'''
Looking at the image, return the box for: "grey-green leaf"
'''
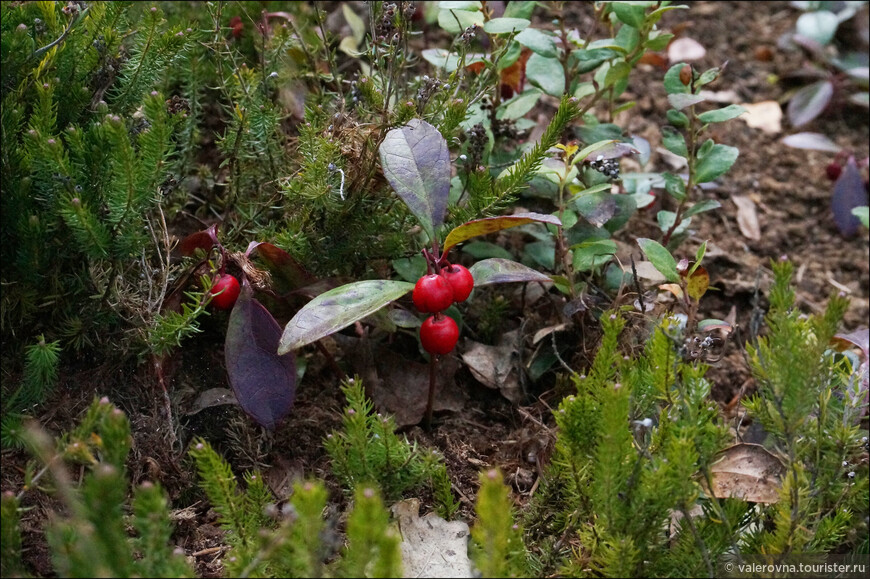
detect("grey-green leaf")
[278,280,414,353]
[483,17,530,34]
[469,258,553,286]
[379,119,451,239]
[697,104,746,124]
[515,28,557,57]
[526,53,565,97]
[694,143,739,183]
[637,238,680,283]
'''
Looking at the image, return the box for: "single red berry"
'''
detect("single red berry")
[826,161,842,182]
[412,274,454,313]
[420,315,459,355]
[440,264,474,303]
[210,274,240,310]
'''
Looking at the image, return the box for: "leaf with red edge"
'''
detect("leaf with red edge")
[831,158,869,237]
[442,212,561,255]
[787,80,834,127]
[247,241,316,291]
[468,258,553,286]
[225,280,297,430]
[178,224,219,257]
[379,119,451,240]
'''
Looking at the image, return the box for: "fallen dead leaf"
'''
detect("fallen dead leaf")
[461,330,522,403]
[732,195,762,241]
[668,37,707,63]
[335,335,467,427]
[706,443,784,504]
[393,499,473,578]
[739,101,783,134]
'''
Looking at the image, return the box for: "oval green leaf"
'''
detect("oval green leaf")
[379,119,451,239]
[526,53,565,97]
[278,280,414,353]
[637,238,680,283]
[694,143,739,183]
[515,27,557,57]
[697,104,746,124]
[468,258,553,286]
[483,17,530,34]
[442,212,561,255]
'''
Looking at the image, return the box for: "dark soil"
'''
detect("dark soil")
[3,2,868,577]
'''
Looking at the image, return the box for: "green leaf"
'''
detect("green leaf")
[662,127,688,158]
[421,48,485,72]
[664,63,691,94]
[483,17,530,34]
[645,30,674,51]
[443,212,561,255]
[392,255,427,283]
[524,240,556,270]
[668,93,707,110]
[637,238,680,283]
[379,119,451,239]
[438,7,484,34]
[695,66,722,88]
[604,61,631,96]
[278,280,414,353]
[610,2,648,28]
[796,10,839,45]
[682,199,721,218]
[504,0,536,18]
[462,241,514,260]
[663,172,687,201]
[468,258,553,286]
[694,144,739,183]
[697,104,746,124]
[690,240,707,275]
[497,89,542,120]
[572,239,618,272]
[526,53,565,97]
[852,206,869,228]
[515,28,557,57]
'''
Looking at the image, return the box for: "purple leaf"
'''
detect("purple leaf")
[225,281,297,430]
[831,158,869,237]
[787,80,834,127]
[379,119,450,240]
[178,224,218,257]
[247,241,316,291]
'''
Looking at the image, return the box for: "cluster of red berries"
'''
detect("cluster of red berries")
[412,264,473,355]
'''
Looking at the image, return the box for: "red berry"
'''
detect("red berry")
[420,315,459,355]
[440,264,474,303]
[412,274,454,313]
[826,161,842,182]
[210,274,240,310]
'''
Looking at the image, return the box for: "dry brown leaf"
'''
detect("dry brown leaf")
[461,330,522,403]
[707,443,784,504]
[733,195,762,241]
[739,101,783,134]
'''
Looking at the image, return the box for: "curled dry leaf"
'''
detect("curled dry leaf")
[461,330,522,403]
[732,195,762,241]
[707,443,785,504]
